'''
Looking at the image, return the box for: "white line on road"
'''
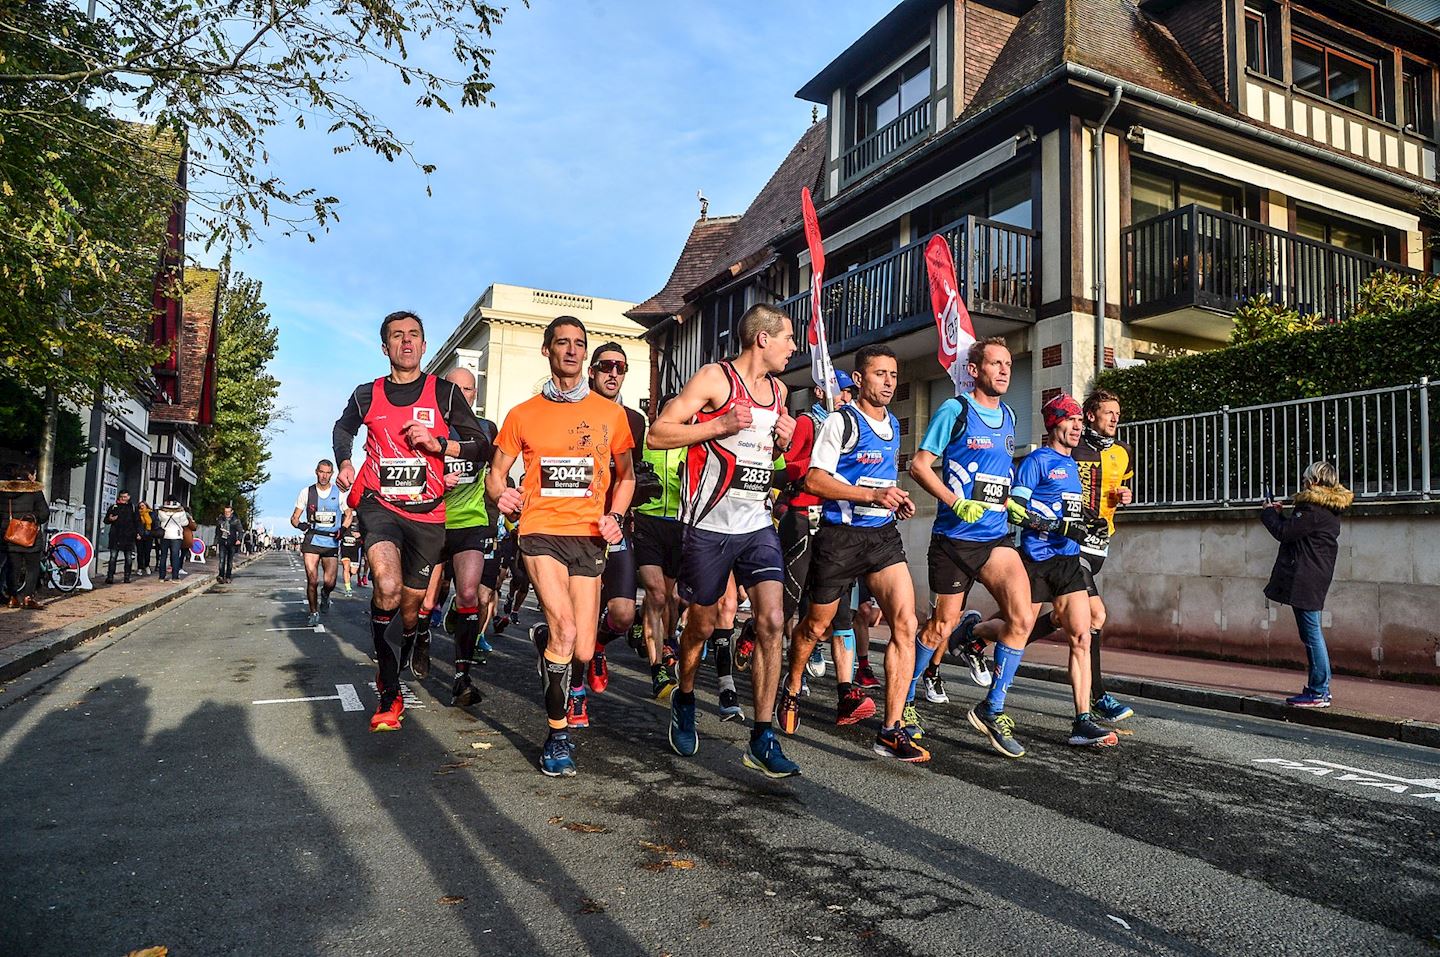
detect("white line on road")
[265,625,326,633]
[253,693,341,706]
[336,683,363,711]
[1253,757,1440,804]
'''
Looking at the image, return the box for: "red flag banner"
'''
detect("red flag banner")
[800,187,837,399]
[924,234,977,394]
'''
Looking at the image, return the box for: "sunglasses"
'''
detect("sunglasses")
[593,359,628,374]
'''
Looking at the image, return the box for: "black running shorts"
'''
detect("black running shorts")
[1026,553,1089,603]
[1081,552,1106,598]
[301,539,339,558]
[339,545,361,563]
[778,505,818,622]
[358,498,445,591]
[807,523,907,606]
[481,553,502,591]
[443,524,497,560]
[632,514,683,580]
[600,535,638,605]
[679,525,784,607]
[519,533,607,578]
[928,534,1016,597]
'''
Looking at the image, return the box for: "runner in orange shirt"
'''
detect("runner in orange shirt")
[487,315,636,777]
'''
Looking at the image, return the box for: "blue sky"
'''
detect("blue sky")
[234,1,887,530]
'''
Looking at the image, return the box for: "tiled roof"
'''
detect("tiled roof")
[626,215,742,324]
[965,0,1225,117]
[686,119,828,300]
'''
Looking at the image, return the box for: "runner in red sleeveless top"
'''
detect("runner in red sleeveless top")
[333,311,496,733]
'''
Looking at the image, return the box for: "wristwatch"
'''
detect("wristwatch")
[607,511,624,527]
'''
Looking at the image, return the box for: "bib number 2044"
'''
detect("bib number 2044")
[541,457,595,498]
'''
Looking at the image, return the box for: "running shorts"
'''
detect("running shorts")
[778,505,818,622]
[632,513,683,579]
[481,553,502,591]
[1026,554,1089,603]
[359,498,446,590]
[443,524,497,560]
[339,545,361,563]
[808,523,907,606]
[519,533,607,578]
[1081,552,1105,598]
[301,539,339,558]
[601,535,638,605]
[679,525,784,607]
[928,534,1016,597]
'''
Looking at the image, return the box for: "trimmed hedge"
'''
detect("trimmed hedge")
[1098,304,1440,419]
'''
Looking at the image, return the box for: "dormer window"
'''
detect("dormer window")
[855,50,930,141]
[1293,34,1377,116]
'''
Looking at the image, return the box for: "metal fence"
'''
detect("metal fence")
[1120,379,1436,507]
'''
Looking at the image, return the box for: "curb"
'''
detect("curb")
[0,554,259,685]
[1015,662,1440,751]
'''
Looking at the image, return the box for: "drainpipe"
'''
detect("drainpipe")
[1092,85,1123,386]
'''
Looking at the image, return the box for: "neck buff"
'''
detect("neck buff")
[542,378,590,403]
[810,402,831,422]
[1084,425,1115,450]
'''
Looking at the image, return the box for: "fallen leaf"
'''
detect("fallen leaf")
[826,904,844,912]
[438,895,466,906]
[562,821,609,834]
[669,859,695,869]
[697,917,713,929]
[639,840,675,853]
[470,742,493,750]
[435,759,473,774]
[548,815,564,825]
[578,897,606,914]
[127,949,168,957]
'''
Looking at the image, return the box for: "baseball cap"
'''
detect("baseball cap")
[834,369,855,392]
[1041,393,1083,431]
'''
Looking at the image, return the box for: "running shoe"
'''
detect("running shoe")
[566,690,590,729]
[651,664,677,701]
[902,702,926,740]
[873,724,930,762]
[411,626,431,680]
[718,688,744,723]
[960,645,994,688]
[777,685,802,735]
[1068,713,1119,747]
[540,731,577,777]
[923,670,949,704]
[530,623,550,693]
[588,650,609,694]
[734,621,755,673]
[307,611,319,627]
[669,694,698,756]
[967,703,1025,758]
[1285,691,1333,709]
[444,600,458,635]
[344,582,353,595]
[369,695,405,733]
[320,591,331,613]
[836,686,877,726]
[1092,693,1134,722]
[855,661,881,690]
[799,674,811,698]
[742,729,800,779]
[627,622,646,655]
[493,614,511,634]
[946,609,983,657]
[663,637,680,664]
[476,632,495,656]
[452,672,480,708]
[806,646,826,678]
[429,606,445,629]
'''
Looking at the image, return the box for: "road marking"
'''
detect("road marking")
[336,683,363,711]
[254,693,342,706]
[265,624,326,633]
[252,684,363,711]
[369,681,424,709]
[1253,757,1440,804]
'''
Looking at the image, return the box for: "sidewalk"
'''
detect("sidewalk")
[0,556,245,683]
[1017,637,1440,747]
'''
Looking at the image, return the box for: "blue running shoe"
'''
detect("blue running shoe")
[669,694,698,756]
[1092,693,1133,722]
[742,729,800,778]
[540,731,577,776]
[429,606,445,628]
[476,632,495,655]
[967,703,1025,759]
[806,646,826,678]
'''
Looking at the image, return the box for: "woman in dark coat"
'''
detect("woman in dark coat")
[1,462,50,609]
[1260,460,1353,708]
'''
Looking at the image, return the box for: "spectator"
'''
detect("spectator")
[1261,461,1353,710]
[104,490,139,584]
[1,461,49,610]
[155,497,193,582]
[136,501,154,576]
[216,505,244,584]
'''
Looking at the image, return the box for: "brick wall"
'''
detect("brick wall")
[965,3,1020,105]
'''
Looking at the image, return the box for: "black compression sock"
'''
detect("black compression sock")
[544,655,570,724]
[675,689,695,707]
[371,605,402,702]
[1090,628,1106,698]
[837,682,853,698]
[711,627,734,678]
[1027,611,1056,645]
[570,660,586,691]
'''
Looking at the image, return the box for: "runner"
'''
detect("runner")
[906,336,1034,756]
[423,367,500,708]
[776,344,926,760]
[573,342,651,727]
[333,310,495,733]
[1026,388,1135,722]
[633,393,685,700]
[647,303,800,778]
[338,511,363,595]
[493,507,526,631]
[290,459,344,627]
[487,316,635,776]
[853,584,882,689]
[961,393,1118,750]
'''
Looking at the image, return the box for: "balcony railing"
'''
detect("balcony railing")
[842,99,932,182]
[1122,204,1419,325]
[777,215,1035,361]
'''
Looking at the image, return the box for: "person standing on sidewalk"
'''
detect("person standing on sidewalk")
[217,505,244,584]
[1262,461,1353,709]
[2,462,49,609]
[155,498,192,581]
[104,491,139,584]
[135,502,154,576]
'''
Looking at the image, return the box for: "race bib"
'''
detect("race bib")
[730,407,777,502]
[1061,491,1083,521]
[445,458,478,485]
[969,471,1011,510]
[379,456,427,501]
[1081,524,1111,556]
[312,509,338,527]
[854,476,896,518]
[607,536,629,555]
[541,456,594,497]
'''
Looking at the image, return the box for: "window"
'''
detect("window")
[1403,62,1434,136]
[1245,10,1267,75]
[1130,163,1243,223]
[1293,35,1377,116]
[923,169,1033,232]
[1296,206,1387,259]
[856,51,930,141]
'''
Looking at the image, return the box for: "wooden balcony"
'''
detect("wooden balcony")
[1121,204,1418,339]
[777,215,1036,364]
[842,98,932,183]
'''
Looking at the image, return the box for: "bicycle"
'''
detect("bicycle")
[41,529,83,594]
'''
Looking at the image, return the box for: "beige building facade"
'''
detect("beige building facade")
[427,283,651,430]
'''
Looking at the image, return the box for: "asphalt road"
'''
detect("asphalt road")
[2,551,1437,956]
